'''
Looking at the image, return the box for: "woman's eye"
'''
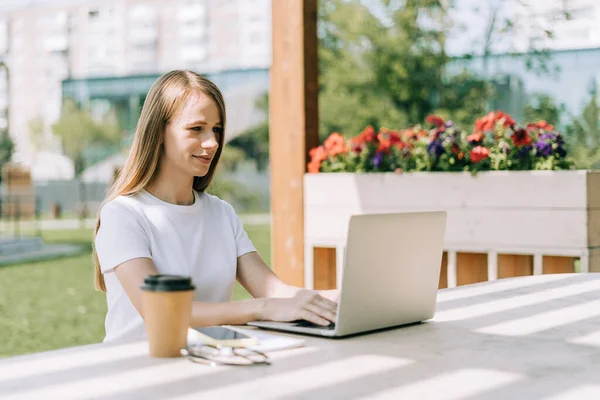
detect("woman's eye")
[190,126,202,131]
[213,127,223,136]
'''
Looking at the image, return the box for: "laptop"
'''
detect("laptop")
[248,211,447,338]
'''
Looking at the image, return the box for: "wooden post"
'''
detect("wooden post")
[313,247,337,290]
[439,252,448,289]
[269,0,319,286]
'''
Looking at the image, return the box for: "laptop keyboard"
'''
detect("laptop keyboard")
[294,320,336,330]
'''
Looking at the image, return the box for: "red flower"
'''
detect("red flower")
[323,132,348,156]
[350,125,378,153]
[495,110,516,127]
[307,160,321,173]
[355,125,377,144]
[535,120,554,131]
[309,145,327,162]
[475,112,496,132]
[307,146,328,173]
[474,110,515,132]
[451,144,459,154]
[511,128,532,147]
[377,142,390,154]
[426,115,445,127]
[350,140,364,153]
[467,132,483,143]
[470,146,490,163]
[376,129,402,154]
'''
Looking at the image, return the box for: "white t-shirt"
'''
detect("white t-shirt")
[94,189,256,343]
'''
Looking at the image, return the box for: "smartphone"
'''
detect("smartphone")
[189,326,258,348]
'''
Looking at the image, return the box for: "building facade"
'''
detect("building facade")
[0,0,271,175]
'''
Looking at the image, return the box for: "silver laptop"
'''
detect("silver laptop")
[248,211,447,338]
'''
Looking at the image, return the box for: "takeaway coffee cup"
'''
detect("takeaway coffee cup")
[140,274,195,358]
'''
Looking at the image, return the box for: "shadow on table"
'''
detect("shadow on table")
[5,274,600,399]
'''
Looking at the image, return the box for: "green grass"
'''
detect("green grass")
[0,224,271,357]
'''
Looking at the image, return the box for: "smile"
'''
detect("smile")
[192,155,212,165]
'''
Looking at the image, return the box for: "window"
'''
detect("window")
[249,31,262,44]
[134,42,157,52]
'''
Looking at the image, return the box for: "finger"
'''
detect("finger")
[304,303,336,323]
[315,296,338,313]
[300,310,330,326]
[308,299,337,319]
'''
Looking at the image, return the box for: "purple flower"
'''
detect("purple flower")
[535,132,555,157]
[535,132,564,158]
[554,133,566,156]
[445,120,454,128]
[373,151,384,168]
[535,141,552,157]
[428,140,444,159]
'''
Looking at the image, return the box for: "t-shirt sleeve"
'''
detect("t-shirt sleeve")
[95,200,152,274]
[224,201,257,258]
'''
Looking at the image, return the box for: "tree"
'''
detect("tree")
[52,98,121,220]
[0,129,14,182]
[456,0,572,76]
[51,98,121,175]
[523,94,566,128]
[564,97,600,169]
[318,0,489,136]
[218,146,246,172]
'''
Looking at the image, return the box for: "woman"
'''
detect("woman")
[94,70,338,343]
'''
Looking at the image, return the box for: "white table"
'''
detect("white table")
[3,273,600,400]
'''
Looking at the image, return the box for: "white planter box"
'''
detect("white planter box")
[304,170,600,288]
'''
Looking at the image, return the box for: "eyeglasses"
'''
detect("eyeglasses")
[182,343,271,367]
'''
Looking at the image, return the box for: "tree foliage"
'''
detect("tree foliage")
[564,97,600,169]
[51,98,121,175]
[318,0,488,137]
[0,128,14,182]
[523,95,565,128]
[232,0,572,166]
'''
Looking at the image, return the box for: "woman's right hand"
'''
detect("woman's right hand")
[259,290,338,326]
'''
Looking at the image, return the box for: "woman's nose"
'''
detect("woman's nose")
[201,133,219,149]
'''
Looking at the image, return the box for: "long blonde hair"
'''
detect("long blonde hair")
[93,70,226,292]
